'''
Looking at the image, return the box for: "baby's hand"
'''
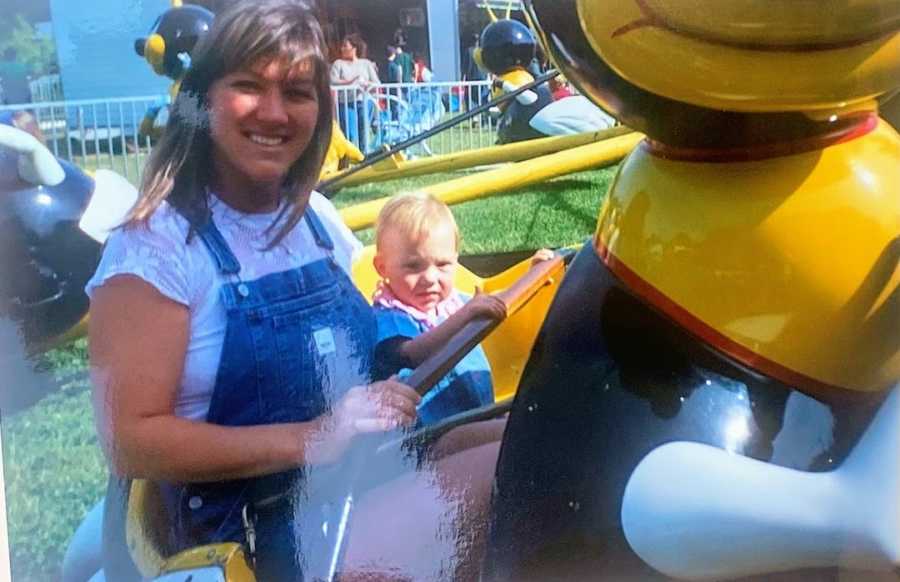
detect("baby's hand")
[531,248,555,265]
[467,288,507,321]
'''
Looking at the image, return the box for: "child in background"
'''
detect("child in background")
[372,192,552,425]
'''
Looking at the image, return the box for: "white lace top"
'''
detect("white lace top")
[86,191,362,421]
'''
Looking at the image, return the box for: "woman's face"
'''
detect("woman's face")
[341,40,357,60]
[207,57,319,198]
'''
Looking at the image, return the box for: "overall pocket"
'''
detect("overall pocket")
[267,287,372,423]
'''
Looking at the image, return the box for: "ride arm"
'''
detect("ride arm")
[391,292,507,372]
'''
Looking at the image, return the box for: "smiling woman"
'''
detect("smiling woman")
[84,2,422,581]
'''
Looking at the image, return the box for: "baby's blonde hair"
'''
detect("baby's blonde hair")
[375,192,460,250]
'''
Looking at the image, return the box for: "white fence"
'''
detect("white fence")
[28,74,64,103]
[0,95,165,184]
[1,80,496,184]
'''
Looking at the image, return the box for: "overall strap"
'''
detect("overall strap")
[303,207,335,252]
[196,218,242,276]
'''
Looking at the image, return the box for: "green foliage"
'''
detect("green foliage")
[0,14,58,76]
[4,339,108,581]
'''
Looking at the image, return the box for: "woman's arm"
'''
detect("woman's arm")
[394,293,506,368]
[90,275,418,483]
[330,60,358,86]
[366,59,381,85]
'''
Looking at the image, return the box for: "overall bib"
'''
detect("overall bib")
[166,207,376,580]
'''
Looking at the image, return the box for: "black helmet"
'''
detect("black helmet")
[479,19,536,76]
[135,4,214,80]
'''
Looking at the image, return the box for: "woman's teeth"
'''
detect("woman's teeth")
[248,134,284,146]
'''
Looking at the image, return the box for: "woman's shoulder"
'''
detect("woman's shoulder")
[86,201,199,305]
[111,201,191,251]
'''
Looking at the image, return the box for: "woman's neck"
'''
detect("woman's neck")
[209,154,282,213]
[209,176,282,214]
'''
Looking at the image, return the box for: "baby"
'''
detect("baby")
[372,192,552,425]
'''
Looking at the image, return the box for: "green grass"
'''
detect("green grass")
[4,162,619,581]
[333,165,617,252]
[4,339,108,582]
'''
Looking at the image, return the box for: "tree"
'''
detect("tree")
[0,14,57,76]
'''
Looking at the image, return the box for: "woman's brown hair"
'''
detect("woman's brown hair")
[128,0,333,247]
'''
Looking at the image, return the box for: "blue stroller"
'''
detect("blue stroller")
[369,85,445,157]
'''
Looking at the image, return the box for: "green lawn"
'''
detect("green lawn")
[3,162,619,581]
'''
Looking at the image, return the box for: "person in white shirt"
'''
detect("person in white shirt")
[330,33,380,153]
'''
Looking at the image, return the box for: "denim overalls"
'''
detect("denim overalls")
[165,207,376,580]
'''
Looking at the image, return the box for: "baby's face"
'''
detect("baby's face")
[376,224,459,312]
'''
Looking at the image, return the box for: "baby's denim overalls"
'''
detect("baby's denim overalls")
[164,208,376,581]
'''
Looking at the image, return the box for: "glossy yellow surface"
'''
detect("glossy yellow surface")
[166,544,255,582]
[340,131,643,231]
[125,479,172,577]
[144,34,166,76]
[639,0,900,47]
[352,247,565,402]
[325,127,633,189]
[126,479,256,580]
[577,0,900,112]
[319,121,365,180]
[493,68,535,100]
[596,122,900,392]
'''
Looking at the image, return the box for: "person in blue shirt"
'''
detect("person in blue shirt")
[372,192,552,425]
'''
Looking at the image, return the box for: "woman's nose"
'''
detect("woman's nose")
[256,88,289,124]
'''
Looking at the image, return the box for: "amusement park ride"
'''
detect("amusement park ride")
[0,0,897,581]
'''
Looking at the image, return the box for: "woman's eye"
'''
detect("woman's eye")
[285,86,315,101]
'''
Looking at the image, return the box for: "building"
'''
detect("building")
[48,0,170,101]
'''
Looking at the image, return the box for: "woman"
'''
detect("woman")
[87,2,419,580]
[330,33,380,153]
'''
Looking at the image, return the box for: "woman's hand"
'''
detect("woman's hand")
[307,378,420,464]
[465,289,508,321]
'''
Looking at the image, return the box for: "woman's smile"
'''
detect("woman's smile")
[246,133,289,146]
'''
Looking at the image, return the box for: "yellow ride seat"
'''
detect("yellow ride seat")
[125,479,255,581]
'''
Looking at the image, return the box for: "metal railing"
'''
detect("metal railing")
[28,74,64,103]
[331,80,497,157]
[0,80,497,184]
[0,95,164,184]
